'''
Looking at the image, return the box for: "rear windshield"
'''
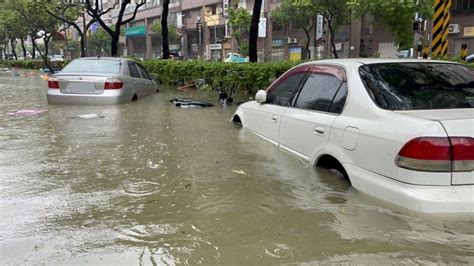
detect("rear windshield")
[359,63,474,110]
[61,59,121,74]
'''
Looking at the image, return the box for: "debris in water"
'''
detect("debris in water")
[232,170,249,176]
[75,114,105,119]
[8,109,47,116]
[170,98,214,108]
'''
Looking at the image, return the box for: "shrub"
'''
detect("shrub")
[0,59,68,70]
[141,60,299,94]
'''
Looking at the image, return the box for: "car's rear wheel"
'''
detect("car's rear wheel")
[232,115,242,126]
[316,155,350,183]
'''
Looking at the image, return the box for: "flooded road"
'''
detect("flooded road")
[1,70,473,264]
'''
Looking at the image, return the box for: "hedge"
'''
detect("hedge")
[2,58,472,94]
[0,59,67,70]
[141,60,299,94]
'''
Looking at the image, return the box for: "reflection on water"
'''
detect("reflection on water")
[0,70,473,264]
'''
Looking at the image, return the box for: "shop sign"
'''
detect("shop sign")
[125,25,146,38]
[464,27,474,37]
[272,39,284,47]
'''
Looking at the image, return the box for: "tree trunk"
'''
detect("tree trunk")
[44,36,50,57]
[20,37,27,58]
[31,36,36,59]
[236,37,241,53]
[10,39,17,60]
[303,28,311,60]
[33,41,54,74]
[327,19,338,59]
[162,0,170,59]
[111,33,119,57]
[249,0,263,62]
[79,32,86,57]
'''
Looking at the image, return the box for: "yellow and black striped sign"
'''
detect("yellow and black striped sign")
[431,0,451,57]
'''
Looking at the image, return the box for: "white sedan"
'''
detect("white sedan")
[232,59,473,214]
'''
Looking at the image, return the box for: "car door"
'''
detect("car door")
[136,63,155,95]
[279,65,348,161]
[127,61,144,97]
[244,66,309,144]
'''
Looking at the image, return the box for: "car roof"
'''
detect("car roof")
[74,57,124,61]
[300,58,459,69]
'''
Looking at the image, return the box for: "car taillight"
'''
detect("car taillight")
[396,137,474,172]
[451,137,474,172]
[104,78,123,89]
[48,78,59,89]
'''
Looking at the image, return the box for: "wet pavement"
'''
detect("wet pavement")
[0,69,473,264]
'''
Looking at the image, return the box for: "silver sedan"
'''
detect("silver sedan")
[47,57,159,105]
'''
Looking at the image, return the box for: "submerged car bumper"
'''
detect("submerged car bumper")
[345,164,474,214]
[47,89,132,105]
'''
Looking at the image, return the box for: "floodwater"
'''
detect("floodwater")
[0,69,473,265]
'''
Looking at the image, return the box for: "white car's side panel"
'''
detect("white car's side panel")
[344,164,474,213]
[279,108,337,159]
[240,101,286,143]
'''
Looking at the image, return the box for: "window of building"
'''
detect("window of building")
[452,0,474,12]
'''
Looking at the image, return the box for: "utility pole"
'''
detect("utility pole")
[263,0,272,62]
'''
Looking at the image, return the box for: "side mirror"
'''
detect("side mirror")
[255,90,267,103]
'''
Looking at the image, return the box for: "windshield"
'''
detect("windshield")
[359,63,474,110]
[61,59,122,74]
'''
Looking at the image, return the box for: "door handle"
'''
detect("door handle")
[314,127,325,135]
[271,115,278,123]
[133,81,137,84]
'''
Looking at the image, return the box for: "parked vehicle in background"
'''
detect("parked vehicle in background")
[47,57,158,105]
[232,59,474,213]
[224,53,248,63]
[466,54,474,63]
[397,50,411,58]
[156,53,183,60]
[50,55,64,62]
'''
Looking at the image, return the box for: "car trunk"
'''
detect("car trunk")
[54,73,110,94]
[395,109,473,185]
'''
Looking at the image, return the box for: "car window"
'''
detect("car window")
[61,59,121,74]
[128,62,141,78]
[359,63,474,110]
[328,83,348,114]
[294,73,343,112]
[136,64,151,80]
[266,73,307,106]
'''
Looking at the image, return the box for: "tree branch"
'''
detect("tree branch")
[122,0,146,25]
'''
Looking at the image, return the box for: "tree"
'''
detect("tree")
[228,7,251,54]
[45,0,94,57]
[0,0,59,69]
[87,28,112,56]
[161,0,170,59]
[249,0,263,62]
[273,0,319,60]
[85,0,146,56]
[349,0,433,49]
[150,23,180,42]
[293,0,349,58]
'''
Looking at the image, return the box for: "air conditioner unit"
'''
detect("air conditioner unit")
[448,24,461,34]
[217,7,223,14]
[293,38,298,44]
[285,37,292,44]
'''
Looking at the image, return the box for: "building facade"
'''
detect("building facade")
[105,0,474,60]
